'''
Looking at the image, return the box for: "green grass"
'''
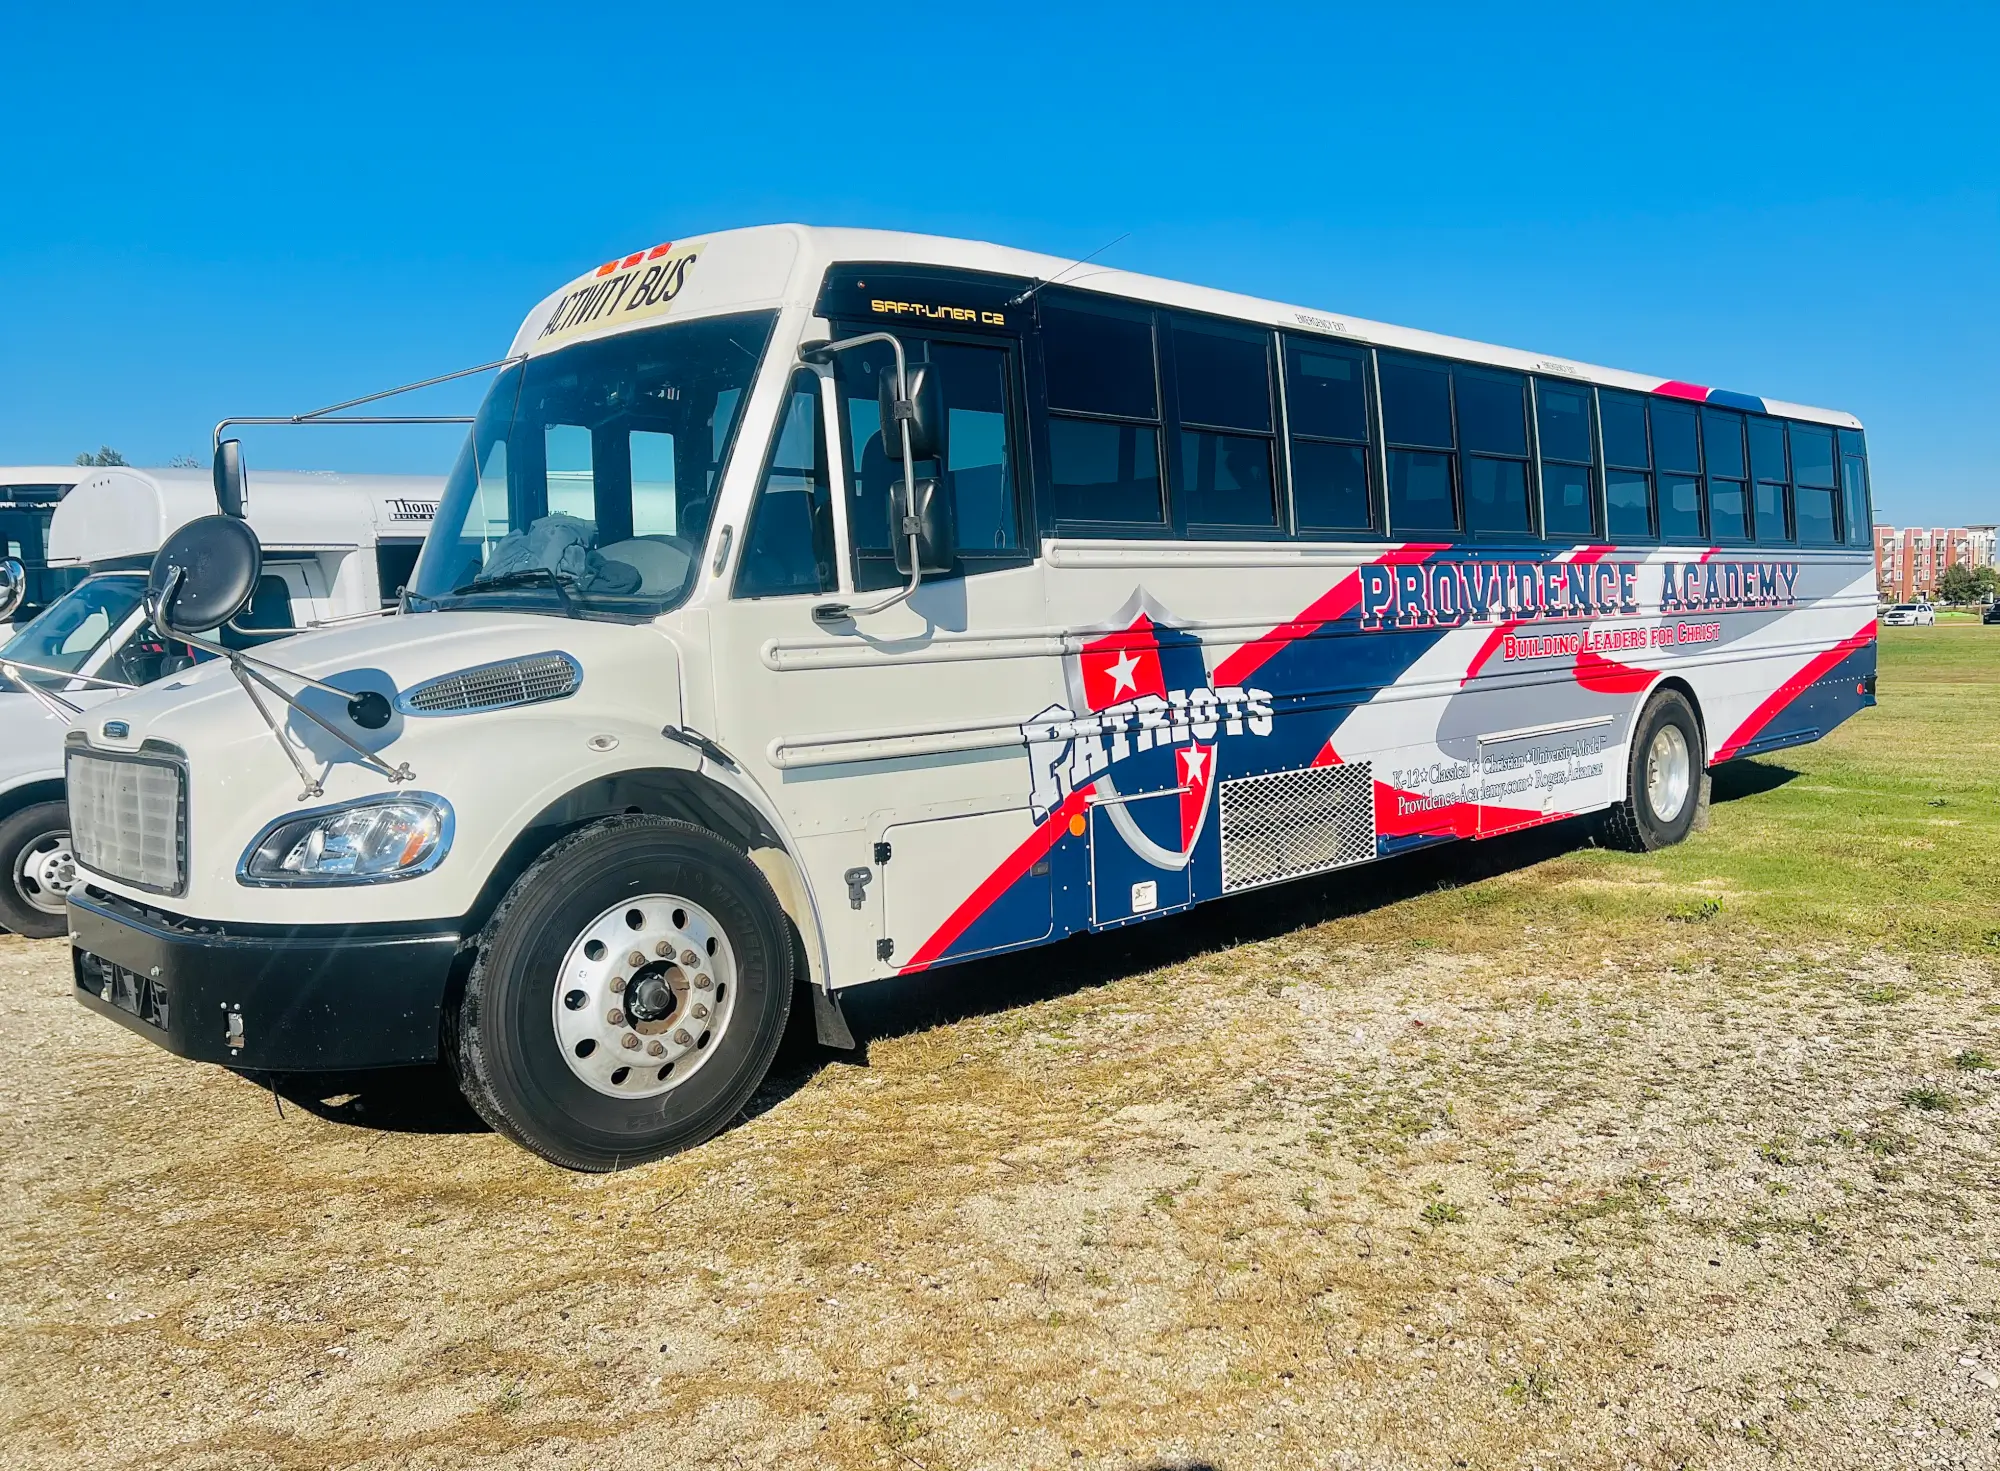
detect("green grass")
[1342,625,2000,959]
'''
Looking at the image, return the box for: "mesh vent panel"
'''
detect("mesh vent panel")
[68,753,185,894]
[1219,761,1376,892]
[402,654,578,714]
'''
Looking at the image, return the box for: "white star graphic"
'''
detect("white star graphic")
[1180,745,1209,787]
[1102,649,1142,698]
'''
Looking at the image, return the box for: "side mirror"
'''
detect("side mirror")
[0,558,24,622]
[889,477,954,576]
[213,438,248,518]
[149,515,263,634]
[877,361,945,462]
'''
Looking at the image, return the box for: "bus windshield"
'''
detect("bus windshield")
[411,311,776,618]
[0,573,146,689]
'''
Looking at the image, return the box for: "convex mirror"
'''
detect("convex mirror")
[0,558,24,622]
[213,438,248,518]
[889,477,954,576]
[876,361,945,462]
[149,515,263,633]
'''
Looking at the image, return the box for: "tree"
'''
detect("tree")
[1936,563,1983,605]
[73,446,126,466]
[1976,566,2000,602]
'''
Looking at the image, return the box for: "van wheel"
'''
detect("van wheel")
[0,801,77,939]
[1602,690,1704,853]
[450,816,793,1170]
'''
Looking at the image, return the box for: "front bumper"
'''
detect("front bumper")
[69,886,462,1071]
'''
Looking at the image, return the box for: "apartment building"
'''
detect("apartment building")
[1874,524,1997,601]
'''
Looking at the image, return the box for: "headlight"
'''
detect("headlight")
[238,795,454,886]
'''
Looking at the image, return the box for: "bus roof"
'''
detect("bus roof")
[46,466,441,568]
[507,224,1862,430]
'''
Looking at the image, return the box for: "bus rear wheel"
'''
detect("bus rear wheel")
[449,816,793,1170]
[1603,690,1704,853]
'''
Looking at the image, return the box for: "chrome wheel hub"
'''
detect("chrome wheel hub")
[552,894,738,1098]
[1645,725,1691,823]
[14,830,76,916]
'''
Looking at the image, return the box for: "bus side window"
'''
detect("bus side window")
[1169,317,1278,532]
[1789,423,1839,544]
[1701,408,1750,543]
[736,370,835,598]
[1379,353,1459,534]
[1534,378,1598,539]
[1041,295,1165,530]
[1838,429,1871,547]
[1748,415,1792,544]
[1600,390,1653,540]
[1649,400,1702,542]
[1457,366,1531,535]
[1284,337,1376,535]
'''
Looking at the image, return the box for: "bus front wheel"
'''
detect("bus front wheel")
[1603,690,1705,853]
[449,815,794,1170]
[0,801,78,940]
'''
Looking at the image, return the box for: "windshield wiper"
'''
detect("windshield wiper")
[451,567,581,618]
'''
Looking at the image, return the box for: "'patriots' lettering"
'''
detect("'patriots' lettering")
[1024,685,1273,821]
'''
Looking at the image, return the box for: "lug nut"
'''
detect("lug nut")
[607,1008,625,1026]
[681,950,699,967]
[609,976,626,993]
[673,1028,692,1047]
[628,951,645,968]
[694,973,712,990]
[622,1033,641,1050]
[646,1040,665,1057]
[691,1002,709,1020]
[655,941,672,957]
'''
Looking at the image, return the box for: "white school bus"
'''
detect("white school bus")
[64,226,1876,1169]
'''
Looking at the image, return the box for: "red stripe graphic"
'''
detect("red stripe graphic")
[899,785,1093,973]
[1213,543,1449,688]
[1713,619,1877,762]
[1374,779,1566,841]
[1654,380,1709,401]
[1573,646,1657,694]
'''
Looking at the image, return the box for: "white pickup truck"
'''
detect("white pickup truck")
[0,466,437,936]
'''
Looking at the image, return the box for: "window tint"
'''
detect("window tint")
[1284,338,1375,534]
[1172,321,1272,431]
[1456,369,1528,456]
[1180,430,1276,527]
[1388,450,1457,533]
[1795,487,1838,544]
[1600,392,1650,469]
[1285,342,1369,441]
[1658,475,1702,541]
[1839,429,1870,547]
[1710,481,1749,541]
[1049,418,1163,524]
[1464,456,1530,534]
[736,370,834,598]
[236,574,295,631]
[1535,380,1593,465]
[1379,356,1454,449]
[1789,423,1836,488]
[1748,415,1787,482]
[1042,300,1157,419]
[1701,409,1746,479]
[1541,462,1595,538]
[1650,400,1700,473]
[1606,470,1652,538]
[1291,440,1371,530]
[1754,482,1791,544]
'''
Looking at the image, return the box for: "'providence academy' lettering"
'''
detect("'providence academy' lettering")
[1359,558,1799,633]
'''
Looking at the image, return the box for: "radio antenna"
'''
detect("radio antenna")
[1003,232,1131,310]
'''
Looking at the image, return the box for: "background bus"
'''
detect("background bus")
[0,467,86,628]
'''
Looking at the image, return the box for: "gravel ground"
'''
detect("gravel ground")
[3,888,1996,1470]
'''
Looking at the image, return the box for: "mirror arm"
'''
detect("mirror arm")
[801,332,927,626]
[0,658,137,692]
[0,664,85,718]
[212,354,525,448]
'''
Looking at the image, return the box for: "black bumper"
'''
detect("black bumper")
[69,887,462,1071]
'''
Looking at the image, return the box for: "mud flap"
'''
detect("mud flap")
[811,985,857,1050]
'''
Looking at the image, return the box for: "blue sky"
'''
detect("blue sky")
[2,2,1994,526]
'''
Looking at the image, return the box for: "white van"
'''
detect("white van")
[0,467,437,936]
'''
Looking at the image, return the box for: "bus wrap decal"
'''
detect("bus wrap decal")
[1712,620,1879,763]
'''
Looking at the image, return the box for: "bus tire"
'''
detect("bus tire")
[0,801,78,940]
[450,815,793,1171]
[1602,689,1703,853]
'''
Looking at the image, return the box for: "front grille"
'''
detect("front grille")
[67,750,187,895]
[398,652,580,715]
[1219,761,1376,892]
